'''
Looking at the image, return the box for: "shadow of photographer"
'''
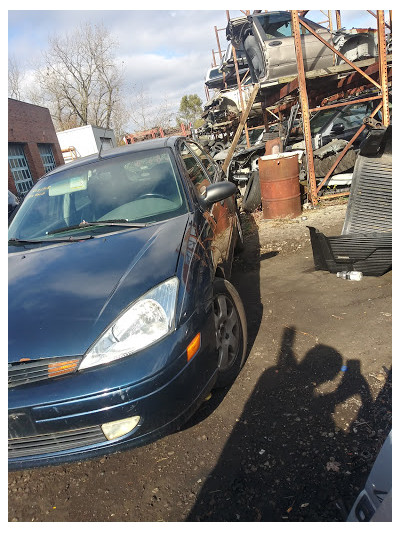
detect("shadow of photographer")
[187,326,376,522]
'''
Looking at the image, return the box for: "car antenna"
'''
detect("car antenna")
[98,127,107,160]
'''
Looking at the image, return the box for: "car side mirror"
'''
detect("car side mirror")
[202,181,237,207]
[331,122,345,134]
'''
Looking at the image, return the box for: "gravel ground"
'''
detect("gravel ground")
[8,201,392,522]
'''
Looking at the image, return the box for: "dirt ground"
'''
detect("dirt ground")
[8,201,392,522]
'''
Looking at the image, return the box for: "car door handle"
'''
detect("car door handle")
[269,40,282,46]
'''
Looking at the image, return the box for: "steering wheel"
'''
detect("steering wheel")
[136,193,170,201]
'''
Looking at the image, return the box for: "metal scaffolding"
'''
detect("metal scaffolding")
[210,9,392,206]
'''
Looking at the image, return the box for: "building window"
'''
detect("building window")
[38,143,57,173]
[8,143,34,197]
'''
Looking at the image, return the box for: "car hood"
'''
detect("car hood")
[8,215,189,362]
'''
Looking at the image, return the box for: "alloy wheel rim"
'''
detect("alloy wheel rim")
[214,294,240,371]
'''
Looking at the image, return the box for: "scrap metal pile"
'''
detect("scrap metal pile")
[197,10,391,210]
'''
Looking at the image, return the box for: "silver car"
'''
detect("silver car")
[226,11,377,85]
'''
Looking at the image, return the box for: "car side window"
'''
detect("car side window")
[186,141,218,182]
[334,104,371,129]
[179,142,211,197]
[255,13,294,39]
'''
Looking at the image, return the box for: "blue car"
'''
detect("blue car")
[8,136,247,470]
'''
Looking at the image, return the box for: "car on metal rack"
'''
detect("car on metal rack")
[226,11,378,86]
[8,136,247,470]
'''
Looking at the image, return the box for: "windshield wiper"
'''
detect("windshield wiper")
[48,219,149,235]
[8,235,93,245]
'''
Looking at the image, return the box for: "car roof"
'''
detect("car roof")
[45,136,184,178]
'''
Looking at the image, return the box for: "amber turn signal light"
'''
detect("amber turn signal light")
[187,333,201,362]
[48,359,80,378]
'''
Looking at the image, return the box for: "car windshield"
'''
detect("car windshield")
[208,67,222,80]
[310,109,339,134]
[255,12,325,39]
[238,128,264,147]
[9,148,188,242]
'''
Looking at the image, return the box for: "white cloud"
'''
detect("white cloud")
[9,9,384,133]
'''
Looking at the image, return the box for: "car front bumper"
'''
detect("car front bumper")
[8,306,218,470]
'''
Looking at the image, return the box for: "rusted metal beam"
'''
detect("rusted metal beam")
[212,49,217,67]
[214,25,227,88]
[367,10,392,31]
[263,78,299,107]
[226,9,251,147]
[240,69,250,86]
[336,60,382,89]
[316,101,383,193]
[264,60,390,115]
[298,18,382,91]
[214,26,223,62]
[319,191,350,200]
[328,10,333,33]
[335,10,341,30]
[247,125,265,131]
[263,56,388,109]
[377,10,390,126]
[309,94,382,113]
[291,10,318,206]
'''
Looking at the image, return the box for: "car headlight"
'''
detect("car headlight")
[79,277,179,370]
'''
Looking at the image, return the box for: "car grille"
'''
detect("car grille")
[8,426,107,459]
[8,356,82,388]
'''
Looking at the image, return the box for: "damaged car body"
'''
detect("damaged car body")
[8,136,247,469]
[226,11,378,86]
[213,94,385,211]
[205,43,249,91]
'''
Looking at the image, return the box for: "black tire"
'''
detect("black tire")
[234,210,244,253]
[213,278,247,388]
[242,170,261,212]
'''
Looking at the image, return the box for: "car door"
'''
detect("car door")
[252,12,333,81]
[178,140,235,276]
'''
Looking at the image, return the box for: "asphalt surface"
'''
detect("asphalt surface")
[8,204,392,522]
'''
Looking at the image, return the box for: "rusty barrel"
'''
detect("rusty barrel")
[259,153,301,219]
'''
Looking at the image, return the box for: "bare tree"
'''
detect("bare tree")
[35,23,126,132]
[8,56,24,100]
[129,85,176,132]
[109,98,131,145]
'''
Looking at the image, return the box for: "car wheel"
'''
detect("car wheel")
[213,278,247,388]
[234,210,244,253]
[242,170,261,212]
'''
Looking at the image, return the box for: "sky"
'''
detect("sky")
[7,4,387,133]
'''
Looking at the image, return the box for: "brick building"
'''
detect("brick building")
[8,99,64,197]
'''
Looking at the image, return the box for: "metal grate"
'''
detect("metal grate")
[327,233,392,276]
[8,426,106,459]
[38,143,57,173]
[8,356,82,388]
[342,152,392,235]
[8,143,34,196]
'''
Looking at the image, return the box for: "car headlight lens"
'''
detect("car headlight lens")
[79,277,179,370]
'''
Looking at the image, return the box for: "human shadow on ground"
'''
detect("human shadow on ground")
[187,326,391,522]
